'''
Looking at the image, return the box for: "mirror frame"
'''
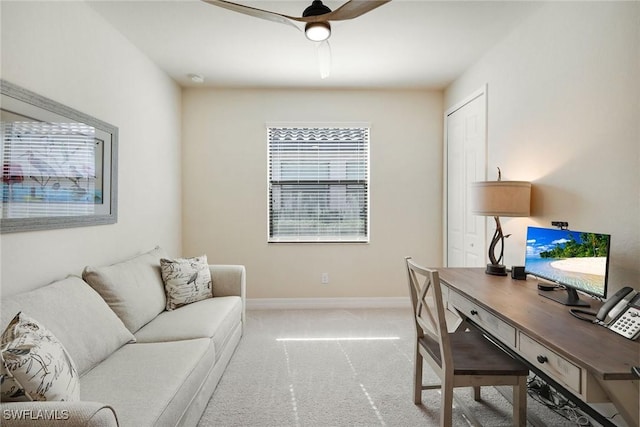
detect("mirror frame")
[1,80,118,233]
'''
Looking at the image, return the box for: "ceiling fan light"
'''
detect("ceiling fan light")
[305,21,331,42]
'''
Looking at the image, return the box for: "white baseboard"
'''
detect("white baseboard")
[246,297,411,310]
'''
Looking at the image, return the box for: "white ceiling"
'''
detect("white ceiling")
[88,0,543,89]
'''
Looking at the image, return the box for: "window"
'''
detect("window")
[268,125,370,243]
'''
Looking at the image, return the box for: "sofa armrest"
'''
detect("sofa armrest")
[1,401,118,427]
[210,264,246,322]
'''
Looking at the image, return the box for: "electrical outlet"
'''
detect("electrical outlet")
[321,273,329,284]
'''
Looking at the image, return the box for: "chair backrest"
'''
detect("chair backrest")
[405,257,452,373]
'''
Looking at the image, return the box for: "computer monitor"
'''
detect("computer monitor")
[524,226,611,307]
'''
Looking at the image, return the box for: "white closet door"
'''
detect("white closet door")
[445,88,487,267]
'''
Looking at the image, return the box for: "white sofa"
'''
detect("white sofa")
[0,247,245,426]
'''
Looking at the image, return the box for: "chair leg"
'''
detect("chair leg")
[413,344,423,404]
[473,386,481,401]
[440,384,453,427]
[513,376,527,427]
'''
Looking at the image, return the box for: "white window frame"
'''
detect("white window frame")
[267,123,370,243]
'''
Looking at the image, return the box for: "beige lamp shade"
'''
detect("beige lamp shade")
[470,181,531,217]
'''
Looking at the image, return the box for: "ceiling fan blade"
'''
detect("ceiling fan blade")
[316,40,331,79]
[323,0,391,22]
[201,0,299,29]
[204,0,391,25]
[290,0,392,23]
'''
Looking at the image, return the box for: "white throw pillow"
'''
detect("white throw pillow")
[1,312,80,401]
[161,255,213,310]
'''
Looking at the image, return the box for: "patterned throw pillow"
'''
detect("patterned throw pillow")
[1,312,80,401]
[0,353,27,402]
[160,255,213,310]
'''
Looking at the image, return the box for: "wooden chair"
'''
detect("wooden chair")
[405,257,529,427]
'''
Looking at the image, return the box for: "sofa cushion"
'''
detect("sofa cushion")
[160,255,213,310]
[82,246,168,333]
[80,338,214,427]
[134,296,242,360]
[0,276,135,376]
[1,312,80,401]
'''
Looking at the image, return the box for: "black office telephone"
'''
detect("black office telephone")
[594,286,640,340]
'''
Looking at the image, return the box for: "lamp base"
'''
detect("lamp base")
[485,264,507,276]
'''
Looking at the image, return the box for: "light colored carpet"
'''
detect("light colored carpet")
[198,308,577,426]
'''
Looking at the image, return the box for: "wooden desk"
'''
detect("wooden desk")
[437,268,639,427]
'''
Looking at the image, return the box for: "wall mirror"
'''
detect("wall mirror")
[0,80,118,233]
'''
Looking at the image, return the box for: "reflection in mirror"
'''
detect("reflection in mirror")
[0,80,117,233]
[1,113,104,217]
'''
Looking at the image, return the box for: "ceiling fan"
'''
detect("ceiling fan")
[202,0,391,78]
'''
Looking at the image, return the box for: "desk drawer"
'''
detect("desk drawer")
[519,332,581,394]
[448,291,516,348]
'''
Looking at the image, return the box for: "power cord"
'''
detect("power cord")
[569,293,604,322]
[570,309,597,322]
[527,376,594,426]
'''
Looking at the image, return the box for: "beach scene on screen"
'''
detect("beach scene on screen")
[525,228,609,296]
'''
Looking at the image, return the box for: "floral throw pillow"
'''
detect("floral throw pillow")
[1,312,80,401]
[160,255,213,310]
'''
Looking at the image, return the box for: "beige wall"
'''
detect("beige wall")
[0,1,183,296]
[445,2,640,292]
[182,89,443,298]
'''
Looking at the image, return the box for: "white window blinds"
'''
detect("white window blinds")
[268,126,370,243]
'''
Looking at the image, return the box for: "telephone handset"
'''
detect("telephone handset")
[595,286,640,340]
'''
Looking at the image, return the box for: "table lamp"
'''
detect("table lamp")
[471,169,531,276]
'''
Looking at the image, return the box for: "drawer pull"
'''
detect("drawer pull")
[470,309,478,315]
[537,355,548,364]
